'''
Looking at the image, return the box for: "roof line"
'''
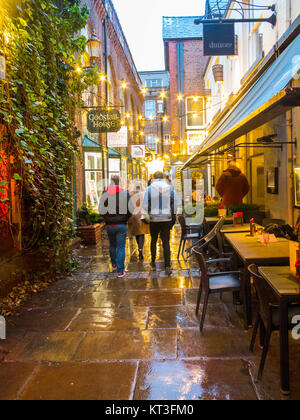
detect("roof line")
[162,15,204,18]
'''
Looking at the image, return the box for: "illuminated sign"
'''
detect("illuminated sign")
[187,131,206,155]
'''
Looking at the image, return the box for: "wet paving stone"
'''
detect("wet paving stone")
[0,362,37,400]
[178,328,251,359]
[7,332,85,362]
[120,290,183,307]
[68,308,148,332]
[2,230,300,400]
[95,277,159,292]
[20,291,75,311]
[46,279,85,294]
[73,330,177,361]
[134,360,257,400]
[19,362,137,400]
[147,304,232,330]
[72,291,125,308]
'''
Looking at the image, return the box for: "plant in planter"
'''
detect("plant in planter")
[204,202,222,217]
[228,204,265,224]
[77,203,104,245]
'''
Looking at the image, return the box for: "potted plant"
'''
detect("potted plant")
[77,203,105,245]
[228,204,266,225]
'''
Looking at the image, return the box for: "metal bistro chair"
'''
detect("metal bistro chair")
[184,215,227,261]
[248,264,300,381]
[177,215,203,260]
[193,248,242,332]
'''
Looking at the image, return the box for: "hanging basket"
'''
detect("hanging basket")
[212,64,224,83]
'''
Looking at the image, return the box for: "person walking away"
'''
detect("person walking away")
[128,182,149,261]
[99,175,133,278]
[143,171,180,276]
[216,162,250,206]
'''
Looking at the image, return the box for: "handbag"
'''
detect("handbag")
[141,210,150,225]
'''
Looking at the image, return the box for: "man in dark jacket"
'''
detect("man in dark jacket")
[99,175,133,278]
[216,163,250,206]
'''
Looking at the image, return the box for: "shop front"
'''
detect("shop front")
[83,135,107,210]
[183,31,300,225]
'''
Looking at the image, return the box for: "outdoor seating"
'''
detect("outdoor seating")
[248,264,300,381]
[193,248,242,332]
[177,215,204,260]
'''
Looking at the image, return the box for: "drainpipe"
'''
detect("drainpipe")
[103,0,109,185]
[177,42,184,151]
[103,0,109,103]
[287,109,295,226]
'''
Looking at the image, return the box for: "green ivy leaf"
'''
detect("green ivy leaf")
[13,174,22,181]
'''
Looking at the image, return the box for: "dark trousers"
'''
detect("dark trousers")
[136,235,145,251]
[150,222,171,268]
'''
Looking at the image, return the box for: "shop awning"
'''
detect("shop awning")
[82,135,102,149]
[183,33,300,169]
[108,148,121,157]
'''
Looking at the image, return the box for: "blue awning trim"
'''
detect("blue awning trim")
[82,135,102,149]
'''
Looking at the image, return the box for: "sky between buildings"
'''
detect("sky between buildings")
[112,0,206,71]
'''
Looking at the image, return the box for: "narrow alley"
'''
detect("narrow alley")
[1,230,300,401]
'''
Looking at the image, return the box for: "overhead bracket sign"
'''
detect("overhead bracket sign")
[87,109,121,133]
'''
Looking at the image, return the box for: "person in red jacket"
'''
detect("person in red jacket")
[216,163,250,206]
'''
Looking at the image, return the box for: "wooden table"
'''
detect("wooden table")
[205,216,233,226]
[221,224,263,234]
[258,267,300,395]
[224,233,290,328]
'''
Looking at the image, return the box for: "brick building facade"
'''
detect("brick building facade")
[75,0,145,210]
[139,70,171,156]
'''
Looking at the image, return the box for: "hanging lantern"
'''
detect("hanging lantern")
[87,32,101,63]
[0,55,6,80]
[212,64,224,84]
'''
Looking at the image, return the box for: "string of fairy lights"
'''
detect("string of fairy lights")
[76,64,229,151]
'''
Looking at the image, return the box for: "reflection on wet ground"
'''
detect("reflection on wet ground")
[0,228,300,400]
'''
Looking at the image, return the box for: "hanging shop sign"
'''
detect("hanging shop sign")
[107,126,128,148]
[203,23,236,56]
[87,109,121,133]
[0,56,6,80]
[131,145,146,159]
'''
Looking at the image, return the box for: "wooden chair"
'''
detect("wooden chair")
[248,264,300,380]
[193,248,242,332]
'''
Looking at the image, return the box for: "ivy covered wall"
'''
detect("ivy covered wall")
[0,0,98,272]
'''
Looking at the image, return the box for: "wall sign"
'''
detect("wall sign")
[107,126,128,148]
[203,24,236,56]
[131,145,145,159]
[187,131,206,155]
[87,109,121,133]
[0,56,6,80]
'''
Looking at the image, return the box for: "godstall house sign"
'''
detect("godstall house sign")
[87,109,121,133]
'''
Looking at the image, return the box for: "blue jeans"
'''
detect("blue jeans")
[106,225,128,274]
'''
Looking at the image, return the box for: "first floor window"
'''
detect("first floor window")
[186,97,205,129]
[146,135,158,153]
[145,100,156,119]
